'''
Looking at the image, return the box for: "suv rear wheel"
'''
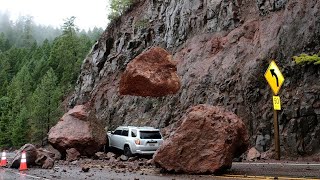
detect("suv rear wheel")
[124,145,132,157]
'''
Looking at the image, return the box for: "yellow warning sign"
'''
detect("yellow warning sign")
[273,96,281,110]
[264,60,285,95]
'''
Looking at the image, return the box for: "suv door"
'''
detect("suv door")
[110,129,122,149]
[119,128,129,150]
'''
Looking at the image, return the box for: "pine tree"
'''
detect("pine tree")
[0,96,11,148]
[7,65,32,147]
[30,68,61,145]
[0,13,95,147]
[0,32,11,52]
[11,106,29,147]
[49,16,91,90]
[108,0,133,20]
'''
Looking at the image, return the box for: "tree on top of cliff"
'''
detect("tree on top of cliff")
[108,0,133,20]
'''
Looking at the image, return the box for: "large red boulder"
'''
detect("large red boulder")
[153,104,249,174]
[119,46,181,97]
[48,105,106,158]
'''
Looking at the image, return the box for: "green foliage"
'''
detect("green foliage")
[49,19,92,88]
[0,32,11,52]
[62,16,79,37]
[293,52,320,65]
[30,68,62,145]
[11,107,29,147]
[134,19,149,29]
[0,97,11,147]
[108,0,133,20]
[0,15,101,148]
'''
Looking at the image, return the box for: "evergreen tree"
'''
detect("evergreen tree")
[49,16,91,90]
[108,0,133,20]
[0,96,11,148]
[7,65,32,147]
[30,68,61,145]
[0,32,11,52]
[11,107,29,147]
[0,52,11,96]
[0,13,97,147]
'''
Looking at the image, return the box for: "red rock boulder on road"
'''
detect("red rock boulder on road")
[48,105,106,158]
[153,104,249,174]
[119,46,181,97]
[10,144,55,169]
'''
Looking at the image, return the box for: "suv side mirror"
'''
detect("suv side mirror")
[111,131,114,134]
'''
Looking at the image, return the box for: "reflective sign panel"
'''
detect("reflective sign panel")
[264,60,285,95]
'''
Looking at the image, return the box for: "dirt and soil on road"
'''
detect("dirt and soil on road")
[21,153,320,180]
[25,156,222,180]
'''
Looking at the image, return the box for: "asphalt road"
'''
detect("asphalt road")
[0,169,49,180]
[225,162,320,179]
[1,152,320,180]
[0,152,48,179]
[24,162,320,180]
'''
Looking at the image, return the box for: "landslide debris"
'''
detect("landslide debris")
[10,144,55,169]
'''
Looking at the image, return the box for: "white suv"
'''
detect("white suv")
[106,126,163,157]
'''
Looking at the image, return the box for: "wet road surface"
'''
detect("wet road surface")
[24,162,320,180]
[2,152,320,180]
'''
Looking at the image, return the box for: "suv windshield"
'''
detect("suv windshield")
[139,131,162,139]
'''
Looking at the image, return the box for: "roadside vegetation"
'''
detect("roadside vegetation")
[0,13,103,148]
[293,52,320,65]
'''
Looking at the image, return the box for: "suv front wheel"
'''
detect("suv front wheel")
[124,145,132,157]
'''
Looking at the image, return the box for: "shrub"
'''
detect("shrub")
[293,52,320,65]
[108,0,133,21]
[134,19,149,29]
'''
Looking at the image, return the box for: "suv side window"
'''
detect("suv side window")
[121,129,129,136]
[114,130,122,135]
[131,129,137,137]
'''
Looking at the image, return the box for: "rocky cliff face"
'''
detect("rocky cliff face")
[69,0,320,157]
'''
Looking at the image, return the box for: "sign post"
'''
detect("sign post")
[264,60,284,160]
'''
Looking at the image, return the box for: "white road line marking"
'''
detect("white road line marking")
[12,171,50,180]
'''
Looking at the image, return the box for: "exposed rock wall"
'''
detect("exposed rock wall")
[70,0,320,157]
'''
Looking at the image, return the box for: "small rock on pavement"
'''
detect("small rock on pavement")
[94,152,105,160]
[106,152,116,158]
[246,147,261,161]
[53,166,60,172]
[81,165,90,172]
[146,159,153,165]
[128,157,138,161]
[66,148,81,162]
[119,155,128,161]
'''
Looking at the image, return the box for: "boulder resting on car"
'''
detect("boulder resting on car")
[48,105,106,158]
[153,104,249,174]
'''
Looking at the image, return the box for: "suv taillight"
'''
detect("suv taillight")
[135,139,141,145]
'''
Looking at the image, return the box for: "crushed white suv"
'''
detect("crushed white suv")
[106,126,163,157]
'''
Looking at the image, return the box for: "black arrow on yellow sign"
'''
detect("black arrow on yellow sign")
[270,69,279,87]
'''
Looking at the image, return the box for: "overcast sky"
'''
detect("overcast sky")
[0,0,110,30]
